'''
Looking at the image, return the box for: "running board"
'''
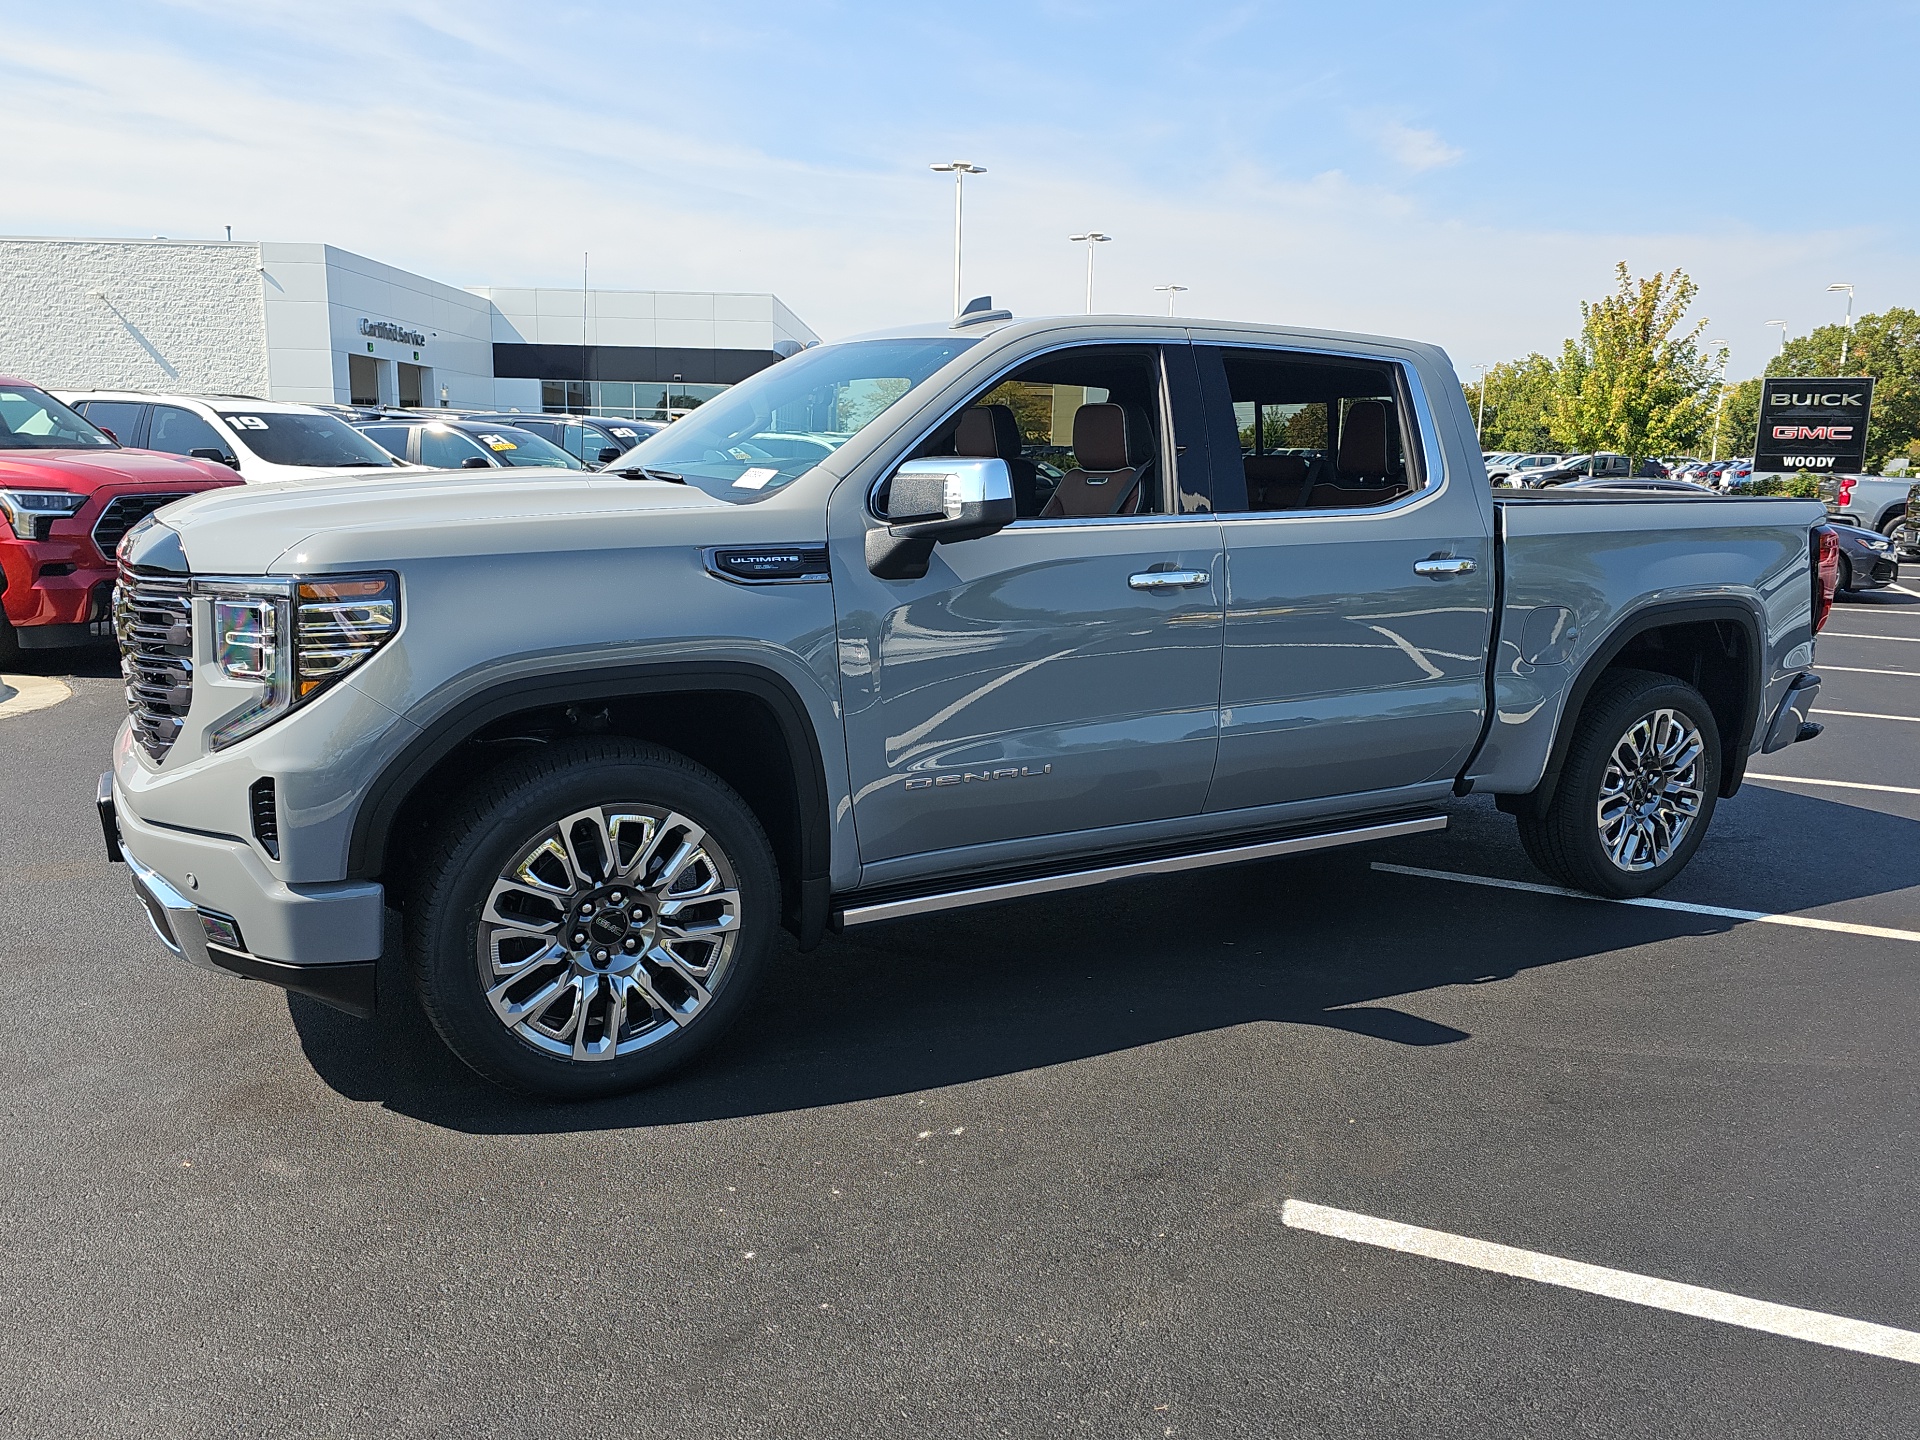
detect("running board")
[836,813,1447,927]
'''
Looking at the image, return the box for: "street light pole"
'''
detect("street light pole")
[1827,283,1855,368]
[1068,232,1111,313]
[1153,284,1188,316]
[929,162,986,317]
[1766,319,1788,355]
[1474,365,1488,443]
[1702,338,1729,463]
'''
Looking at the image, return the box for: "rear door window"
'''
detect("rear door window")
[77,401,149,447]
[359,425,414,461]
[1196,347,1421,513]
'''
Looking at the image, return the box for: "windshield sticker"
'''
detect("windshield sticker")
[733,467,780,490]
[610,428,636,439]
[228,416,270,429]
[478,434,518,451]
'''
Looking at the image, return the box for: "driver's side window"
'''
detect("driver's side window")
[914,346,1168,519]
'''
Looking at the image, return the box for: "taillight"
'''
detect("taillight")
[1837,476,1857,508]
[1812,525,1840,633]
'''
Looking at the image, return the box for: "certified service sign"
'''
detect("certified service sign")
[1754,376,1874,473]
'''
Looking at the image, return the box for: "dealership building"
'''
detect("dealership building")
[0,237,818,419]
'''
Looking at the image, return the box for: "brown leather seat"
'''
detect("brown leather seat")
[1241,453,1310,511]
[1306,399,1405,508]
[954,404,1041,515]
[1039,403,1148,519]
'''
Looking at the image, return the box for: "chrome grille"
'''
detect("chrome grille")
[94,495,188,562]
[114,563,194,761]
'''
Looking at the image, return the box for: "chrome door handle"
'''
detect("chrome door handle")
[1413,556,1476,579]
[1128,569,1212,591]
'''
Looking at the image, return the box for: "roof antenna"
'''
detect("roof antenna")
[951,295,1012,329]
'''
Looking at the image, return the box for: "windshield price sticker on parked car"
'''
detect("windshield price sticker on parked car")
[732,467,780,489]
[478,434,518,451]
[1753,376,1875,474]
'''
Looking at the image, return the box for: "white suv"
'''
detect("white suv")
[58,392,417,484]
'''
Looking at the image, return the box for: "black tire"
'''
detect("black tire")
[1879,510,1905,540]
[0,611,19,669]
[405,737,779,1100]
[1516,668,1721,899]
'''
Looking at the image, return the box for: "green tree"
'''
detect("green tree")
[1710,375,1763,462]
[1765,308,1920,471]
[1463,353,1558,452]
[1549,263,1718,464]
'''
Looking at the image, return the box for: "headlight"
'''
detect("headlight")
[194,572,398,749]
[0,489,86,540]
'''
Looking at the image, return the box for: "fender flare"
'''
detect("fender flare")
[345,660,834,946]
[1504,597,1766,818]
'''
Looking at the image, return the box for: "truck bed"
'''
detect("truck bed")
[1467,493,1827,796]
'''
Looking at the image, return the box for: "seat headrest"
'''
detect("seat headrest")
[1337,400,1391,478]
[955,403,1022,460]
[1072,403,1131,472]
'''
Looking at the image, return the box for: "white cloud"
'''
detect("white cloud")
[1373,120,1464,172]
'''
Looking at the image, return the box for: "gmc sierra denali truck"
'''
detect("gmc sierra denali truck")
[100,314,1839,1099]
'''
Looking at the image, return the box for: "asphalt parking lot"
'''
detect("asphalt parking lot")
[3,582,1917,1438]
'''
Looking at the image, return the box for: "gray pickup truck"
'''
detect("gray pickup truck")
[101,314,1840,1098]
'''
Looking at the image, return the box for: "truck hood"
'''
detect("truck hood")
[0,447,238,491]
[138,467,745,575]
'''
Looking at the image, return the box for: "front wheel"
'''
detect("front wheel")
[1516,669,1721,898]
[406,738,779,1099]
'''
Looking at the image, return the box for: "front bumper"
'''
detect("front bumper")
[0,537,114,644]
[101,773,381,1016]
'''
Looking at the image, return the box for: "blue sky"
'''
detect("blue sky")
[7,0,1917,379]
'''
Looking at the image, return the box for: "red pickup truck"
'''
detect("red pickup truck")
[1,379,239,664]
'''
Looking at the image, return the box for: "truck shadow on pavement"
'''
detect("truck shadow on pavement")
[286,787,1920,1133]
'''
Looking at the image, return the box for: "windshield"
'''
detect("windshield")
[0,385,116,450]
[619,337,979,500]
[466,426,584,469]
[216,408,405,468]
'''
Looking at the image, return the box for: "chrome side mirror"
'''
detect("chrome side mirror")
[867,457,1016,579]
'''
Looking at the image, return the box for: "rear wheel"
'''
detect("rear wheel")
[406,738,778,1099]
[1516,669,1721,898]
[0,611,18,668]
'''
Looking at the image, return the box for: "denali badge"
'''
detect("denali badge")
[904,764,1052,791]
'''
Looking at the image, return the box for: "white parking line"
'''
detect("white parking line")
[1747,773,1920,797]
[1281,1199,1920,1366]
[1814,708,1920,723]
[1823,631,1920,642]
[1370,862,1920,944]
[1817,665,1920,678]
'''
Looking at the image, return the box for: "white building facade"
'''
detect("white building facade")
[0,237,817,419]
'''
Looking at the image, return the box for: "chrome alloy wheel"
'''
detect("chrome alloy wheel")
[476,806,742,1061]
[1595,708,1706,872]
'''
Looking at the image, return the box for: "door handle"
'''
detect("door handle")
[1413,556,1476,579]
[1128,568,1212,591]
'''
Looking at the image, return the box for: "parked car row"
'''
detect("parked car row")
[1,379,676,663]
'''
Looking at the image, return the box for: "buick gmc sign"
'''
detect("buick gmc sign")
[1754,376,1874,473]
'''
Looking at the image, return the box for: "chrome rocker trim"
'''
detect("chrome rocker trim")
[836,813,1448,927]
